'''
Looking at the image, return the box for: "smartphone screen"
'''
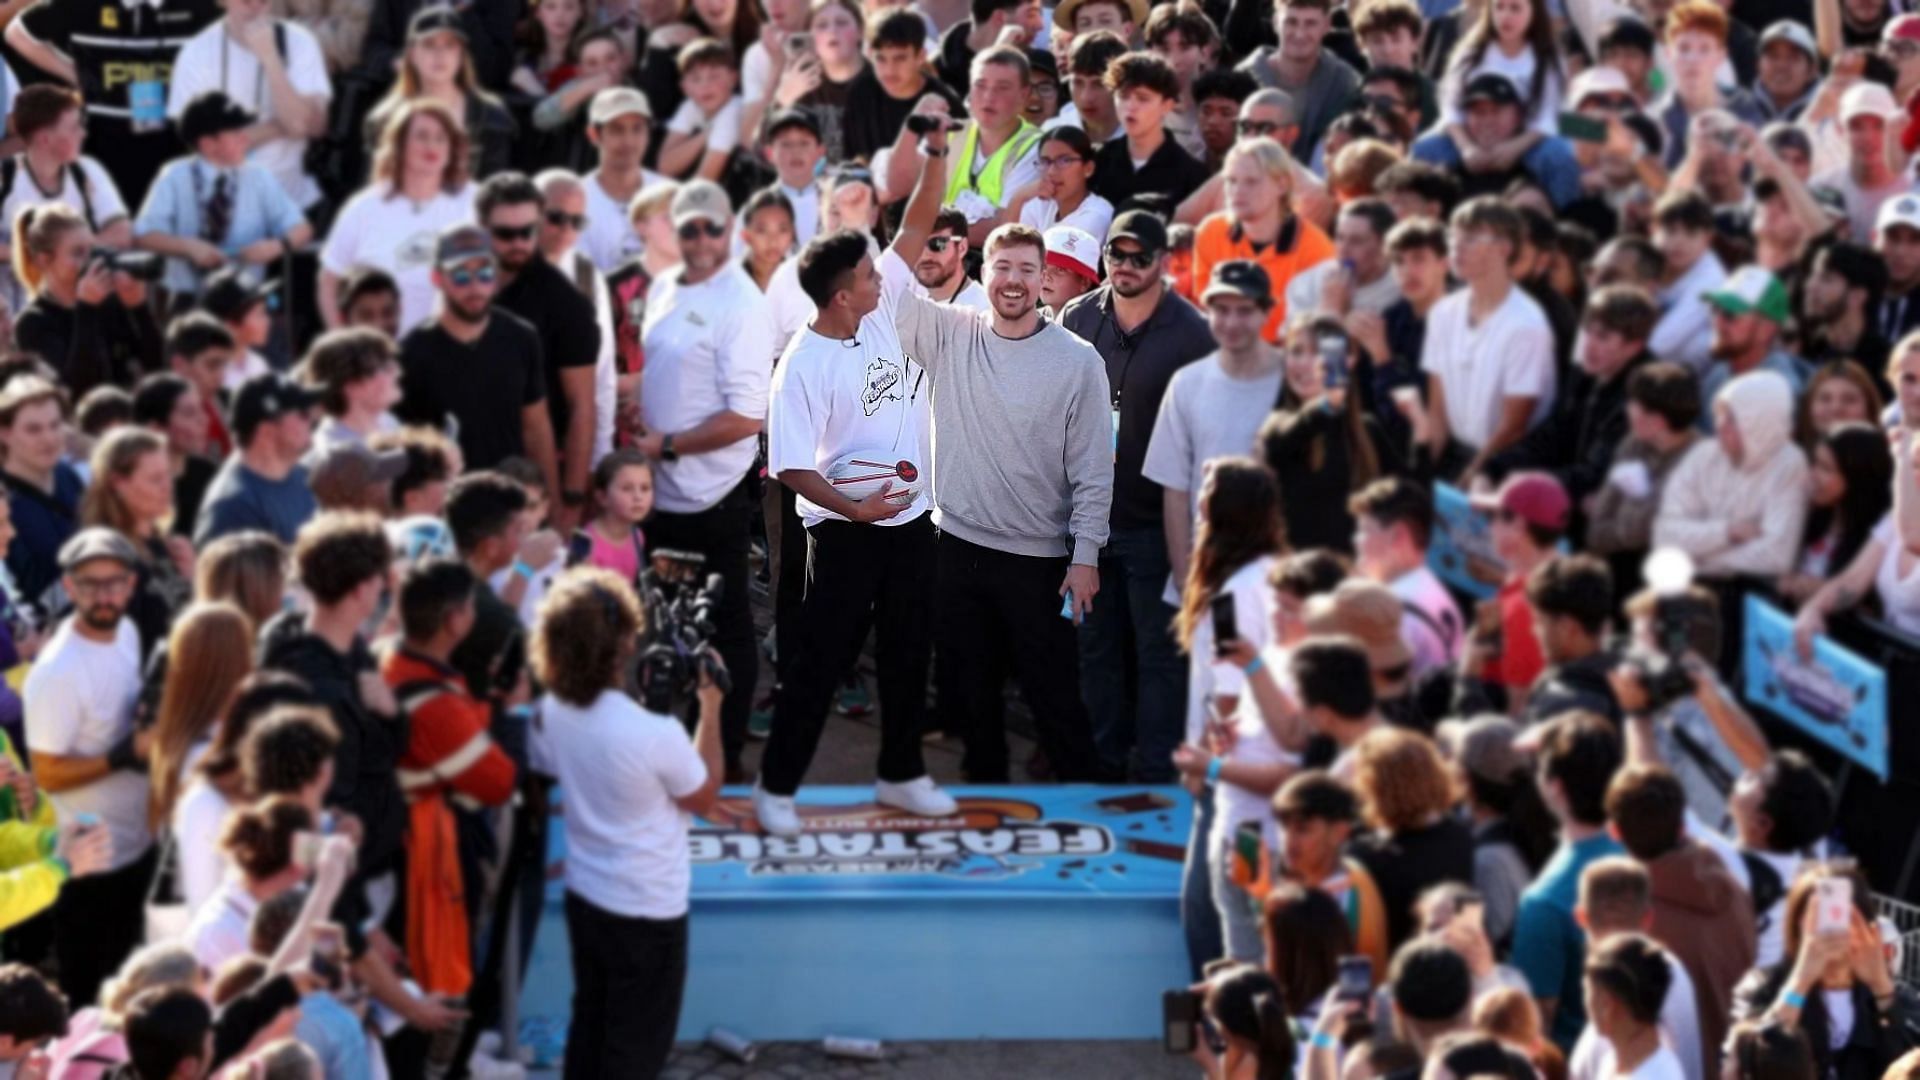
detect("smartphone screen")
[1162,989,1200,1054]
[1816,877,1853,935]
[1230,820,1264,889]
[292,831,324,871]
[1557,111,1606,143]
[1210,593,1237,656]
[1336,955,1374,1001]
[1319,333,1349,391]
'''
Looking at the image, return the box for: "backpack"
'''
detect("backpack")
[1741,850,1786,933]
[0,158,99,230]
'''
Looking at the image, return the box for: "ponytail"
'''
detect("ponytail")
[1253,991,1296,1080]
[12,202,84,296]
[12,204,39,293]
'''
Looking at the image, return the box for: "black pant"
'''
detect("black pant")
[54,844,156,1008]
[935,532,1099,783]
[761,515,935,795]
[772,480,807,683]
[647,478,758,773]
[562,892,687,1080]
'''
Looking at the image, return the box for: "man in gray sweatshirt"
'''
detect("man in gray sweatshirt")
[893,98,1114,782]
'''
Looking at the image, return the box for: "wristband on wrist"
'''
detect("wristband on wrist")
[1243,655,1265,676]
[1310,1032,1336,1051]
[1205,756,1224,785]
[1782,989,1807,1010]
[511,559,536,581]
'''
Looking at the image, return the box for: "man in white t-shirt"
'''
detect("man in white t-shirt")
[753,222,961,836]
[23,529,150,1008]
[1351,476,1463,676]
[166,0,332,212]
[581,88,665,272]
[1420,196,1555,483]
[1571,857,1705,1080]
[639,180,777,781]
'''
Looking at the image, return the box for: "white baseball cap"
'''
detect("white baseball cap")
[1841,82,1902,125]
[1568,65,1633,107]
[1044,224,1100,282]
[1879,192,1920,237]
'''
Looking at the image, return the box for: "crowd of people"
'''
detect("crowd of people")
[0,0,1912,1075]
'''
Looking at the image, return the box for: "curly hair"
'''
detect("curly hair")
[533,567,646,706]
[1352,727,1456,833]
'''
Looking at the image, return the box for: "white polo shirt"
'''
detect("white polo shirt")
[768,249,930,529]
[641,259,776,513]
[1420,285,1556,450]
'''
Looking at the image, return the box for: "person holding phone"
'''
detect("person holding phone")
[1170,458,1290,966]
[1261,313,1395,554]
[1188,963,1299,1080]
[184,795,352,973]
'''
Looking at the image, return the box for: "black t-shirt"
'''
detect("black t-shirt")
[494,257,601,450]
[1090,136,1212,219]
[842,70,965,166]
[798,71,860,164]
[20,0,220,205]
[396,311,547,470]
[1348,816,1477,950]
[172,453,217,540]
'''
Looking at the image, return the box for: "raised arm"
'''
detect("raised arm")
[890,95,955,265]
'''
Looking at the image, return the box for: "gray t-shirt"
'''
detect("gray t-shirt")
[194,458,318,547]
[1141,352,1284,523]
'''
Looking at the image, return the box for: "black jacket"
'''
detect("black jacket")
[1490,352,1648,535]
[1734,965,1920,1080]
[259,612,407,875]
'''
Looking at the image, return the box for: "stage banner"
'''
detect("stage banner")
[1742,594,1889,780]
[677,787,1191,899]
[1429,481,1505,600]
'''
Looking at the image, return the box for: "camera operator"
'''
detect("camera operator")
[12,204,162,400]
[531,567,723,1079]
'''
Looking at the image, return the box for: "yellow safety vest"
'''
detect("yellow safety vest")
[943,120,1044,207]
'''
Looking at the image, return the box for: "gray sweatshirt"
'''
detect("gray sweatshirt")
[899,294,1113,564]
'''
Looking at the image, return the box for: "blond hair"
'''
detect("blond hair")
[11,203,86,296]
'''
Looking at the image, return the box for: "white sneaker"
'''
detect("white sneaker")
[754,783,803,837]
[875,776,959,817]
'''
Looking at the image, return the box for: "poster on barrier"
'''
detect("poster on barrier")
[1742,594,1889,780]
[1429,482,1505,600]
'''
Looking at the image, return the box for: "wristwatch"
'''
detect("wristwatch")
[660,434,679,462]
[924,147,947,158]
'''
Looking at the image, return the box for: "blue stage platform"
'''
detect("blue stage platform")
[518,785,1193,1043]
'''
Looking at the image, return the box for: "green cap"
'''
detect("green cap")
[1702,266,1791,325]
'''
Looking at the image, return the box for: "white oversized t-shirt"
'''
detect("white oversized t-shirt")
[534,688,706,919]
[1420,285,1556,449]
[581,169,663,273]
[320,182,476,336]
[23,617,149,870]
[767,248,931,529]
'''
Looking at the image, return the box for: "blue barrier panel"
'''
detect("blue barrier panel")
[1742,594,1890,781]
[1429,482,1502,600]
[520,785,1193,1043]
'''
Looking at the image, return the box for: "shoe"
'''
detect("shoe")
[875,776,959,817]
[748,694,775,740]
[835,675,873,716]
[754,783,802,837]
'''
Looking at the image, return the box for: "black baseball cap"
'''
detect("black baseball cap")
[1201,259,1273,308]
[201,268,278,322]
[178,90,255,146]
[231,372,322,442]
[766,108,822,142]
[1461,73,1522,109]
[1027,48,1059,81]
[408,5,466,41]
[1107,209,1169,255]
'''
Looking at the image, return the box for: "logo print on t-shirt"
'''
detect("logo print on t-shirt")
[862,357,902,416]
[397,231,437,270]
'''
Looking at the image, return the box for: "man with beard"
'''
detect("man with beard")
[912,207,992,309]
[479,173,600,531]
[24,528,152,1006]
[897,101,1111,783]
[638,180,776,782]
[396,225,558,490]
[1698,265,1806,423]
[1061,210,1214,783]
[1800,241,1893,377]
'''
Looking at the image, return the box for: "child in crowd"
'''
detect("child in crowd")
[568,447,653,586]
[658,39,743,180]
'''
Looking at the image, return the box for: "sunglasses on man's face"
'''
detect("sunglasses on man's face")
[926,235,960,253]
[448,263,497,288]
[678,220,728,241]
[1237,119,1281,137]
[545,210,587,230]
[490,224,536,242]
[1105,244,1155,269]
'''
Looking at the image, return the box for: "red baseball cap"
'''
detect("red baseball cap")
[1471,471,1570,531]
[1885,13,1920,44]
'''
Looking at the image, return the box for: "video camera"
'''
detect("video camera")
[1623,548,1709,714]
[88,247,163,281]
[634,549,732,714]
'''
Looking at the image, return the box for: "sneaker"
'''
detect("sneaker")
[875,776,959,817]
[748,694,775,740]
[835,675,874,716]
[754,783,802,837]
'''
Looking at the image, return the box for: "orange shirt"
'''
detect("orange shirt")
[1187,211,1336,343]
